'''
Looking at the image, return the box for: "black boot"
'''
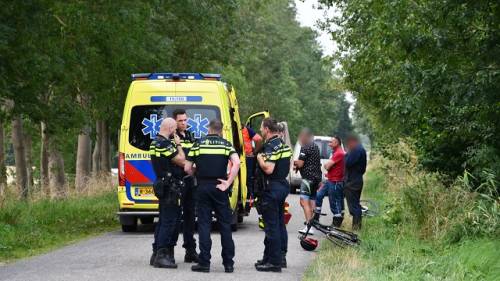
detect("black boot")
[352,216,362,231]
[332,216,344,228]
[255,263,282,272]
[224,264,234,273]
[281,252,287,268]
[184,248,199,263]
[191,263,210,273]
[167,247,176,264]
[255,259,265,267]
[149,250,157,266]
[154,248,177,269]
[256,256,286,268]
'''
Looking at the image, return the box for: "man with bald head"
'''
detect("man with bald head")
[150,117,186,269]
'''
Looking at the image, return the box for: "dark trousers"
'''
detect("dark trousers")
[181,176,197,251]
[246,156,256,198]
[344,180,363,218]
[316,180,344,217]
[196,182,235,267]
[261,180,289,266]
[152,198,181,250]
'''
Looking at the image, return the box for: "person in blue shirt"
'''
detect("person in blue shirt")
[344,134,367,230]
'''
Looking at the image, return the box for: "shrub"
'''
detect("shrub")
[376,139,499,243]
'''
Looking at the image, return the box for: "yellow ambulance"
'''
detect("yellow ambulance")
[116,72,268,232]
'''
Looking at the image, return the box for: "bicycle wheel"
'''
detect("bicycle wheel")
[327,232,360,247]
[361,199,379,217]
[325,233,348,248]
[330,227,359,240]
[327,229,361,246]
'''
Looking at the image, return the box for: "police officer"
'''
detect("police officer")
[184,119,240,273]
[150,118,186,268]
[255,118,292,272]
[172,109,199,263]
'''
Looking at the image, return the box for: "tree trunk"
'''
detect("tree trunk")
[0,120,5,197]
[75,126,92,191]
[40,121,50,195]
[11,116,28,199]
[92,120,102,176]
[24,131,34,190]
[48,138,66,198]
[100,120,111,175]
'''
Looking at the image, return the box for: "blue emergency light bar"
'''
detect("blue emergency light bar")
[131,73,221,81]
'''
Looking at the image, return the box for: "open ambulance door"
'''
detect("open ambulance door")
[245,111,270,131]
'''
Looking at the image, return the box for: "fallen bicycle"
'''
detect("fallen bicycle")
[299,217,361,251]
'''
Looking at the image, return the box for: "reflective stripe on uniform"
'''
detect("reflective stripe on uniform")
[265,147,292,160]
[188,144,235,157]
[180,141,194,149]
[149,145,175,157]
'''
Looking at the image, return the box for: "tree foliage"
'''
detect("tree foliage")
[322,0,500,183]
[0,0,352,193]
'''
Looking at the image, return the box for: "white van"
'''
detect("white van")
[289,136,333,193]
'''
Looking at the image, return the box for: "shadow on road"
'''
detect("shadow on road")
[117,219,257,235]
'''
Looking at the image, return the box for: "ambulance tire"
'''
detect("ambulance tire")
[120,215,138,232]
[140,217,154,225]
[121,224,138,232]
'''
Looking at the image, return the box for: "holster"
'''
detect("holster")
[153,173,172,200]
[153,173,185,205]
[165,178,184,205]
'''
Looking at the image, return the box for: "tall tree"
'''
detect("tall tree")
[40,121,50,194]
[11,116,28,198]
[48,139,66,197]
[23,131,33,190]
[75,125,91,191]
[0,120,5,196]
[321,0,500,182]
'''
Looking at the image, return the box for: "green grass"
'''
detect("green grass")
[0,191,119,262]
[303,170,500,281]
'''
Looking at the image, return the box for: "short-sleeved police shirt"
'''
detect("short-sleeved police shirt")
[176,129,195,155]
[298,142,322,182]
[187,134,237,181]
[262,135,292,180]
[149,134,179,179]
[171,129,195,175]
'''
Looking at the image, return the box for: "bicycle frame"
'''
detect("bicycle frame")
[299,218,361,248]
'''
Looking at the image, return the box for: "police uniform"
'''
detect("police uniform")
[174,129,197,256]
[187,134,237,268]
[258,136,292,267]
[150,134,182,266]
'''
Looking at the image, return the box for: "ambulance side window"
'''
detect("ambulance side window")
[129,106,168,151]
[128,105,221,151]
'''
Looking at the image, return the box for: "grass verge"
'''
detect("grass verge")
[0,191,118,262]
[303,168,499,281]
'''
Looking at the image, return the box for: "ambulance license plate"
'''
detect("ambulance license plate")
[138,187,154,196]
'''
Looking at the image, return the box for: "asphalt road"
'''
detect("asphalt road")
[0,194,320,281]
